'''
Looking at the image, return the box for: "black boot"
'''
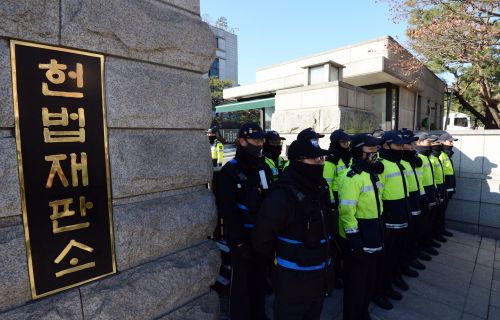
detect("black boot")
[393,276,409,291]
[373,296,394,310]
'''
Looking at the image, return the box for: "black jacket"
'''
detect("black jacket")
[252,165,336,300]
[216,149,272,251]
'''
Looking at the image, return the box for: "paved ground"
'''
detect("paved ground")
[255,230,500,320]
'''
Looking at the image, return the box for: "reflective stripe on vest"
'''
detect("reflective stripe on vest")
[277,235,331,245]
[363,246,383,254]
[340,199,358,206]
[336,165,347,172]
[385,171,402,179]
[236,203,249,212]
[385,222,408,229]
[360,185,374,193]
[276,257,332,271]
[344,227,359,234]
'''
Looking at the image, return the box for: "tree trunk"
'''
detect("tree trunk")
[478,77,500,129]
[453,89,491,126]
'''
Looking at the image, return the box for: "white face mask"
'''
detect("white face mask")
[366,152,378,164]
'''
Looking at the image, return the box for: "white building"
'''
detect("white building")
[209,25,238,84]
[220,36,446,145]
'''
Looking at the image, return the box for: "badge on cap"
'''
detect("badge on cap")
[249,128,253,134]
[310,138,320,148]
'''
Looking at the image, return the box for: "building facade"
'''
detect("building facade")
[209,25,238,84]
[221,36,446,146]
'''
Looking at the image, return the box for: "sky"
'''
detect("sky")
[200,0,409,85]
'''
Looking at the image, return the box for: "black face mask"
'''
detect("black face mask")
[371,160,385,174]
[443,145,454,156]
[263,145,282,160]
[381,148,403,162]
[208,136,216,143]
[293,161,325,185]
[243,142,263,158]
[431,145,443,156]
[402,150,415,162]
[416,145,431,156]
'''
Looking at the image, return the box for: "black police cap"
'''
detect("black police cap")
[382,130,411,144]
[238,123,265,139]
[351,134,383,149]
[288,138,329,160]
[330,129,350,142]
[297,127,325,140]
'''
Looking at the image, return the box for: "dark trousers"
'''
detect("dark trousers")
[274,294,324,320]
[419,198,432,248]
[433,185,446,237]
[230,252,267,320]
[376,227,408,295]
[343,252,378,320]
[212,158,218,167]
[408,213,422,260]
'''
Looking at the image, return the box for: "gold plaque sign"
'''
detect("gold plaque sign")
[10,40,116,299]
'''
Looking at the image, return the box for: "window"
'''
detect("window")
[371,88,387,130]
[454,117,468,127]
[209,58,219,78]
[216,38,220,49]
[329,67,339,81]
[309,66,323,85]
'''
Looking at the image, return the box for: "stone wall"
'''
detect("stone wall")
[0,1,220,319]
[273,81,376,148]
[442,130,500,240]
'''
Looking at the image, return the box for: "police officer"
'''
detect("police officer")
[400,129,427,271]
[216,123,271,320]
[324,129,352,207]
[430,138,448,243]
[414,133,440,256]
[438,133,457,237]
[263,130,287,182]
[338,133,384,320]
[373,131,413,310]
[253,130,335,320]
[324,129,352,288]
[207,127,224,167]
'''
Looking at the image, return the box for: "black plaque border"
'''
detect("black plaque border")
[10,40,116,299]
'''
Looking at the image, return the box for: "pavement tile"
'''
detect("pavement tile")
[441,241,479,262]
[397,291,462,320]
[489,306,500,320]
[495,268,500,281]
[477,249,495,267]
[418,267,472,296]
[495,259,500,269]
[426,257,474,281]
[471,264,493,289]
[493,280,500,292]
[464,285,490,319]
[461,313,484,320]
[479,237,496,252]
[404,276,466,308]
[491,291,500,308]
[448,230,481,246]
[431,252,476,274]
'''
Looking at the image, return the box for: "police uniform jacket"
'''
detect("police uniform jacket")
[252,166,336,301]
[216,148,271,251]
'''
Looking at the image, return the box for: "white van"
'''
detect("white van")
[444,112,473,130]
